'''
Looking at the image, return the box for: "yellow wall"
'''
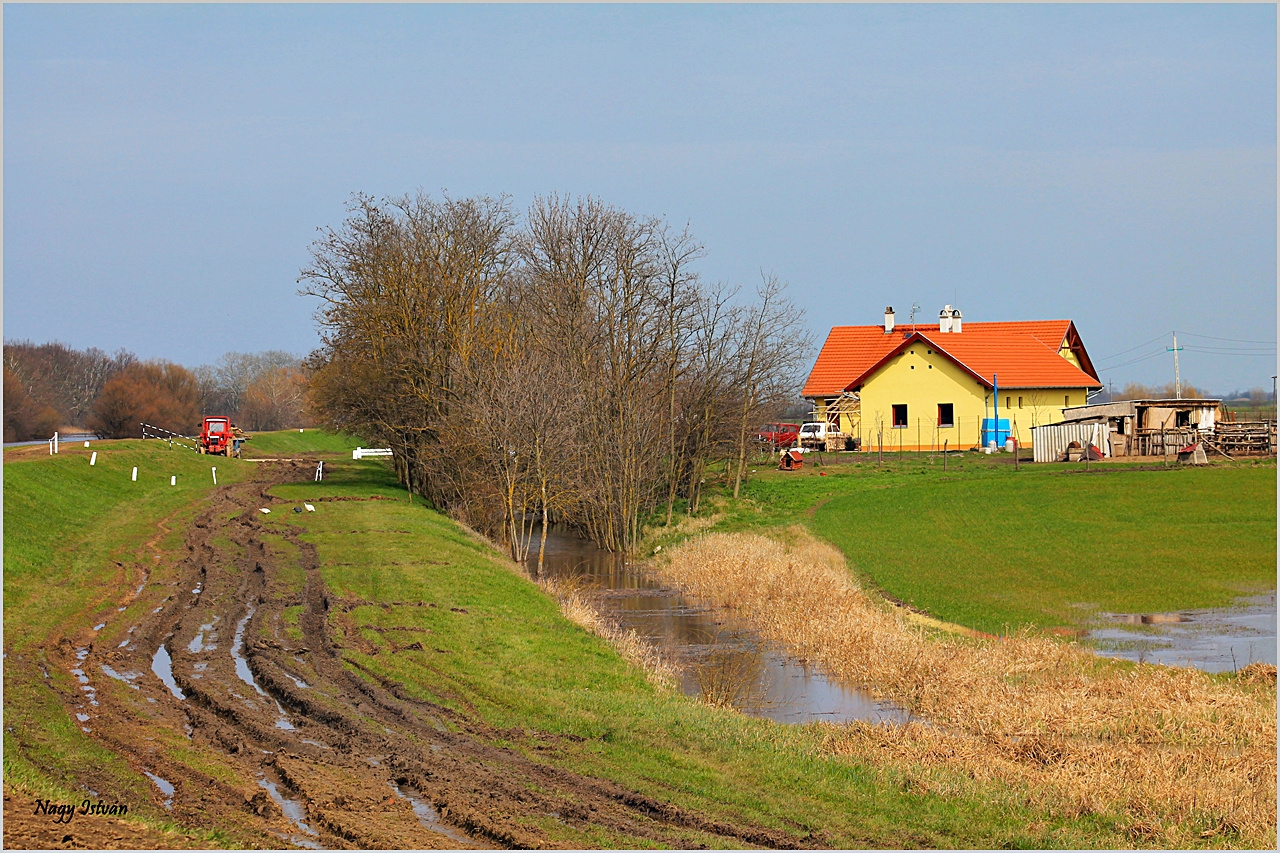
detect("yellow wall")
[810,344,1088,450]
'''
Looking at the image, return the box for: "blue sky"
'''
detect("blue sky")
[5,4,1276,393]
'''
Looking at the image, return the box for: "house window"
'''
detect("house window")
[1176,411,1190,428]
[1018,396,1024,408]
[892,404,908,428]
[1006,396,1012,409]
[1064,394,1070,407]
[937,403,954,428]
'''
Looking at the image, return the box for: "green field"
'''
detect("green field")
[692,454,1277,635]
[3,432,1152,848]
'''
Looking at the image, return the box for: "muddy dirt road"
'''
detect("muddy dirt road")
[7,463,812,849]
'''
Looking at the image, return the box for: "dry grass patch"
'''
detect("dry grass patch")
[537,578,680,691]
[654,530,1277,848]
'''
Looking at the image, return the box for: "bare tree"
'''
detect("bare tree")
[731,273,812,498]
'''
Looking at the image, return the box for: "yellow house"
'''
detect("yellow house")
[802,307,1102,451]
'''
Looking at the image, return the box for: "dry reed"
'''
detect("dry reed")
[654,530,1277,847]
[538,578,681,690]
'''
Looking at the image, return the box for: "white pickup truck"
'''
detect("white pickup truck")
[799,422,852,452]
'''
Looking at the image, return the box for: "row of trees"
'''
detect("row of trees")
[3,340,309,441]
[303,192,811,558]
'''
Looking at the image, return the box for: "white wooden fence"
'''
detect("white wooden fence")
[352,447,393,460]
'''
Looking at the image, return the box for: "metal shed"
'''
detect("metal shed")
[1029,422,1112,463]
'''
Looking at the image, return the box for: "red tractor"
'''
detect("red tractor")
[199,417,236,457]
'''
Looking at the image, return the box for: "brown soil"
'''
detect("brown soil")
[5,463,810,849]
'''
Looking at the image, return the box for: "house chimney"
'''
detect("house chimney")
[939,305,953,333]
[950,307,962,334]
[884,306,895,334]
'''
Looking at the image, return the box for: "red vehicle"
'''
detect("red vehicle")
[199,417,235,456]
[756,422,800,449]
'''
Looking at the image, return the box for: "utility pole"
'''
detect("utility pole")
[1168,332,1183,399]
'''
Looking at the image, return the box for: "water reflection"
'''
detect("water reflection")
[1089,592,1277,673]
[534,525,907,724]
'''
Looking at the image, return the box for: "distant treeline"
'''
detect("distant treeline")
[3,341,309,441]
[303,192,812,556]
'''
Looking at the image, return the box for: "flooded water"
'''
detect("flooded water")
[143,770,174,809]
[390,782,475,845]
[259,777,320,847]
[1088,592,1277,672]
[150,646,185,700]
[533,526,907,724]
[232,605,295,730]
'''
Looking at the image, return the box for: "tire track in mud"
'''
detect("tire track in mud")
[46,463,813,849]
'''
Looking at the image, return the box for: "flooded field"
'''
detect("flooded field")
[1088,592,1277,672]
[533,526,907,724]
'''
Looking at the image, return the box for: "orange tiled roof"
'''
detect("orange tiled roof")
[802,320,1100,397]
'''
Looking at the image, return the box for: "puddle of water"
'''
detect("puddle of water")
[233,605,295,730]
[535,525,909,725]
[143,770,174,809]
[188,633,205,654]
[100,665,142,689]
[259,777,317,841]
[151,645,186,700]
[390,782,473,845]
[282,672,311,690]
[300,739,331,750]
[75,713,90,722]
[1088,593,1277,673]
[93,623,106,631]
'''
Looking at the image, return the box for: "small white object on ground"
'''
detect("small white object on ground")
[131,467,138,482]
[211,467,217,484]
[304,504,315,512]
[90,452,97,466]
[170,476,176,486]
[259,508,271,514]
[84,441,90,447]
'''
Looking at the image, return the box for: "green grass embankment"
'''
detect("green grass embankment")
[263,449,1138,848]
[673,453,1276,635]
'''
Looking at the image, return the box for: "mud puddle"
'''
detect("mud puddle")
[390,782,475,846]
[534,525,908,724]
[231,604,294,729]
[1088,592,1277,672]
[151,645,186,699]
[258,777,320,847]
[143,771,175,809]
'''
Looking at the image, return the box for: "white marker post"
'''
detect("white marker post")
[53,432,59,454]
[90,452,97,466]
[84,441,90,448]
[131,467,138,482]
[170,476,176,486]
[211,467,217,485]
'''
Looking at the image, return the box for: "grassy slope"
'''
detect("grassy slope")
[686,454,1276,635]
[242,428,363,456]
[268,452,1134,848]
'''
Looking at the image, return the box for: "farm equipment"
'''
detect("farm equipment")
[199,417,246,457]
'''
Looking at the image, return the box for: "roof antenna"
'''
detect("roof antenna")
[909,303,921,333]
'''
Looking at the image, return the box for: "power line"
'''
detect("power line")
[1102,349,1168,371]
[1178,331,1277,345]
[1095,333,1170,364]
